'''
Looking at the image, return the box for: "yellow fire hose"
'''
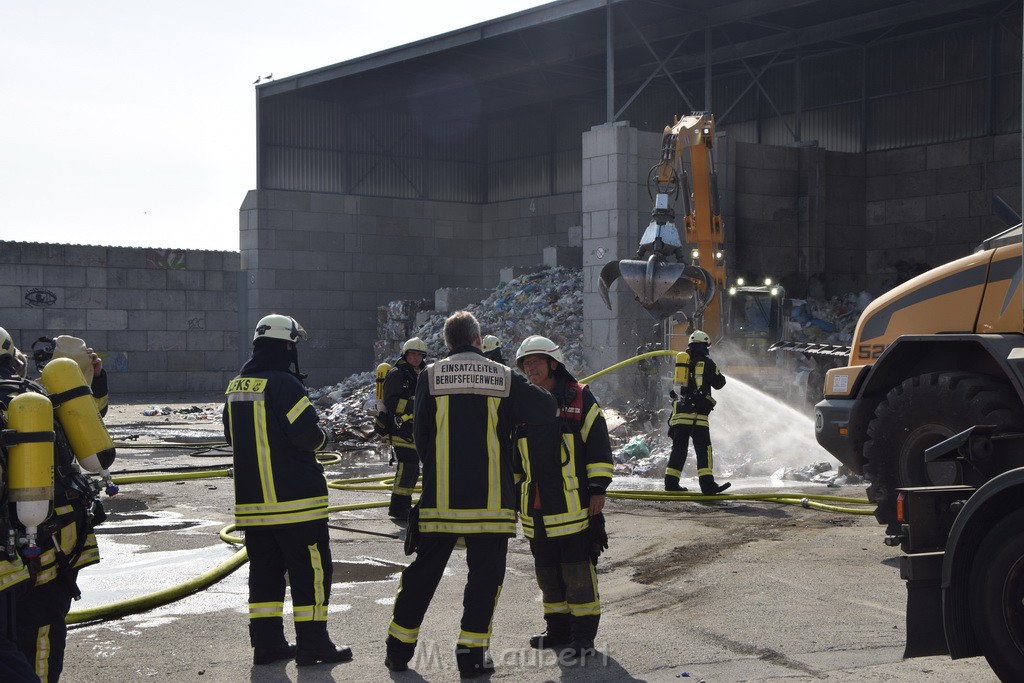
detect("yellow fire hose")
[67,349,872,624]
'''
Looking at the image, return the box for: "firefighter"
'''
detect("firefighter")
[0,331,43,683]
[383,337,427,521]
[481,335,504,364]
[2,330,111,683]
[384,311,557,679]
[665,330,731,495]
[223,314,352,668]
[515,335,614,662]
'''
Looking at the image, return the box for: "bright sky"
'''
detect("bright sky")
[0,1,552,252]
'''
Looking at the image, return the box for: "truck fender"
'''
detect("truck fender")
[941,467,1024,659]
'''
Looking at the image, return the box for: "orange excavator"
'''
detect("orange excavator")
[599,112,722,330]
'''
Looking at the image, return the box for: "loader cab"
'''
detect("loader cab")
[724,279,788,356]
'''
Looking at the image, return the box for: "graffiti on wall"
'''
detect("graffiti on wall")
[24,288,57,307]
[147,249,186,270]
[187,317,205,330]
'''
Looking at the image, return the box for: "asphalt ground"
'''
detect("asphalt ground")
[55,399,998,683]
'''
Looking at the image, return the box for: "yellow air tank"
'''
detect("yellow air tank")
[375,362,392,401]
[6,392,55,557]
[673,351,691,387]
[40,357,118,495]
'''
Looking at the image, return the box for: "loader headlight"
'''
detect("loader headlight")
[729,287,737,296]
[736,277,745,286]
[691,248,700,260]
[770,287,779,296]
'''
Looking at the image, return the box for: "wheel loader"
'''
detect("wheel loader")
[814,222,1024,531]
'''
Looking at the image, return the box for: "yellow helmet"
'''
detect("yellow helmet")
[689,330,711,345]
[515,335,564,370]
[401,337,428,355]
[253,314,307,343]
[481,335,502,354]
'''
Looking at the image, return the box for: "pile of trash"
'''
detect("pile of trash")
[413,267,584,369]
[140,405,221,420]
[786,292,873,346]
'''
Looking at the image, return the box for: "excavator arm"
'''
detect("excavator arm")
[598,113,725,338]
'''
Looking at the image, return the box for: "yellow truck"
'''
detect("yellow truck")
[814,224,1024,532]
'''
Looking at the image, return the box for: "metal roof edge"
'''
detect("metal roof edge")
[257,0,615,97]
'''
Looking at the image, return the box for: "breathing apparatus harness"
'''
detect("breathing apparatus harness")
[0,376,104,596]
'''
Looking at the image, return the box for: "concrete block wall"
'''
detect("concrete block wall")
[0,242,241,395]
[864,134,1021,293]
[242,187,579,386]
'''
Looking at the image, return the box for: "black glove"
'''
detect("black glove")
[403,506,420,556]
[588,512,609,565]
[668,389,677,400]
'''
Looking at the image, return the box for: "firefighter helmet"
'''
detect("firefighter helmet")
[689,330,711,345]
[515,335,564,370]
[0,327,13,357]
[401,337,428,355]
[253,314,307,343]
[481,335,502,354]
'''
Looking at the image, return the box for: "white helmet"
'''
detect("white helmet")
[515,335,564,370]
[481,335,502,354]
[0,327,13,358]
[401,337,428,355]
[253,314,307,343]
[689,330,711,345]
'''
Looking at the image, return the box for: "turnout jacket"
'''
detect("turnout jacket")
[516,373,614,538]
[414,346,556,536]
[223,370,329,529]
[669,344,726,429]
[383,359,419,449]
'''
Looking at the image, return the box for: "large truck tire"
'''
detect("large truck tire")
[969,507,1024,682]
[863,371,1023,530]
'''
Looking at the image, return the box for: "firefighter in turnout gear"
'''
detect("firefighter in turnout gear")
[481,335,504,364]
[0,329,45,682]
[223,314,352,668]
[1,329,113,683]
[666,330,730,495]
[385,312,557,679]
[515,335,614,662]
[384,338,427,520]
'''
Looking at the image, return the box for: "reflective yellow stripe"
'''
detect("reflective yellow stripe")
[457,630,491,648]
[665,467,682,478]
[486,396,500,510]
[235,508,329,527]
[587,462,613,478]
[543,601,570,615]
[235,496,329,514]
[545,519,589,537]
[581,403,601,442]
[568,600,602,616]
[417,521,517,534]
[694,361,705,390]
[418,508,516,521]
[309,541,327,621]
[388,620,420,644]
[286,396,311,424]
[249,602,285,618]
[517,437,531,514]
[253,401,276,504]
[436,396,450,511]
[561,437,578,514]
[35,624,50,681]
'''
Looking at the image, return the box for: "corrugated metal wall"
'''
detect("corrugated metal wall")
[258,12,1021,201]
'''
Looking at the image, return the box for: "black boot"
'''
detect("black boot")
[455,647,495,679]
[295,622,353,667]
[250,618,297,665]
[384,636,414,672]
[699,475,731,496]
[529,612,572,649]
[664,475,688,492]
[564,614,600,663]
[389,494,412,520]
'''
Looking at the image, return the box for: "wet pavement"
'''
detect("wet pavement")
[55,398,998,682]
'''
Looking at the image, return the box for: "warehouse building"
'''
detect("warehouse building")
[2,0,1021,393]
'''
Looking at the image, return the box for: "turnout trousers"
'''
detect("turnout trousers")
[667,421,714,482]
[388,444,419,516]
[244,521,333,647]
[16,574,75,683]
[386,534,507,661]
[529,519,601,645]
